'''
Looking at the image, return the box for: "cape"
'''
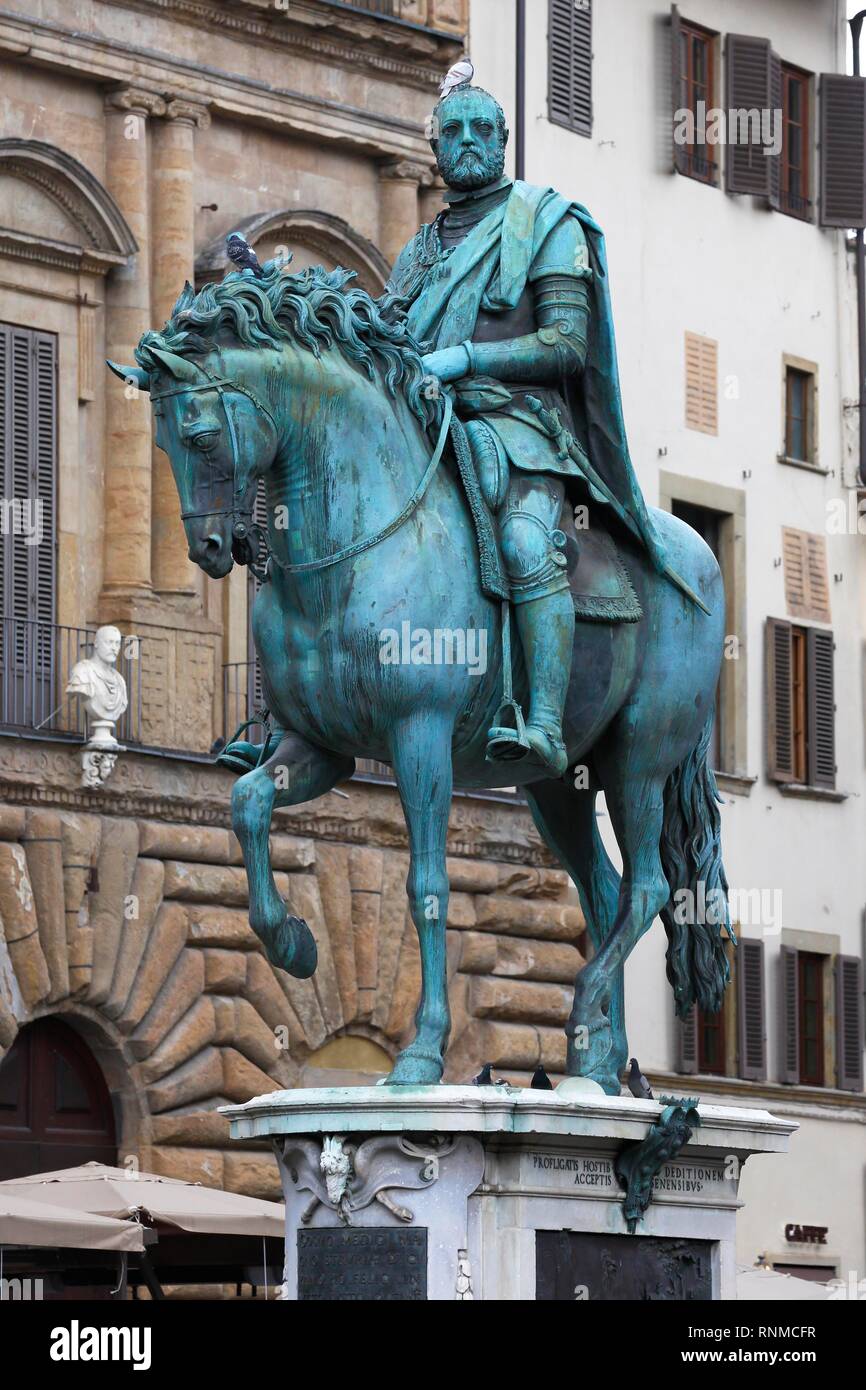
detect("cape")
[397,180,691,602]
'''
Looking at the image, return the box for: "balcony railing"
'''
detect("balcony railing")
[0,619,142,744]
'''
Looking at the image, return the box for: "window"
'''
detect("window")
[780,65,812,220]
[784,365,813,463]
[684,332,718,434]
[677,939,763,1080]
[697,1004,725,1075]
[781,945,864,1090]
[0,322,57,732]
[661,474,748,782]
[673,12,718,184]
[766,618,835,789]
[798,951,824,1086]
[672,500,722,770]
[548,0,592,138]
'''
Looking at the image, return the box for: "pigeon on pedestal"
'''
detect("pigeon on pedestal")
[627,1057,654,1100]
[530,1065,553,1090]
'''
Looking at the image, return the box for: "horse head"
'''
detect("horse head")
[107,333,280,580]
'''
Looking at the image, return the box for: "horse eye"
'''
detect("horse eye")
[189,430,220,451]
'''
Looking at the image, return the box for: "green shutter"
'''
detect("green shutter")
[549,0,592,138]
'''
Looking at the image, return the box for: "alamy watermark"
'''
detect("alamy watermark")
[674,103,782,158]
[0,497,42,546]
[379,620,488,676]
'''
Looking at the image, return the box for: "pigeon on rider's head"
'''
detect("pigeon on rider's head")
[226,232,265,278]
[627,1057,654,1100]
[439,57,475,99]
[530,1065,553,1090]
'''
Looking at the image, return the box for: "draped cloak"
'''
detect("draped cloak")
[392,179,675,587]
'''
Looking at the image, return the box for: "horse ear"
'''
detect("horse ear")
[106,360,150,391]
[146,347,204,383]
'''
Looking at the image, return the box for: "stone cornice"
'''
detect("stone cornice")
[0,7,434,160]
[99,0,463,80]
[0,738,556,868]
[0,229,127,275]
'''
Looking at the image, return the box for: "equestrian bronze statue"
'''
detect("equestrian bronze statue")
[108,69,731,1096]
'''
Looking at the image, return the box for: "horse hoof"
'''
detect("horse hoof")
[272,914,317,979]
[384,1046,443,1086]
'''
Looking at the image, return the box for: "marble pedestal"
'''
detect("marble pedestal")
[223,1085,796,1302]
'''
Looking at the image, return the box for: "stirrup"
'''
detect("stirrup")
[485,697,532,763]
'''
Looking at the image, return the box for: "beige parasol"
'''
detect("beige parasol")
[0,1162,284,1238]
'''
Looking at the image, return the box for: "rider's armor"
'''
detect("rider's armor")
[398,176,593,773]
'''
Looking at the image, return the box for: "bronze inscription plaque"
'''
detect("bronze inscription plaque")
[536,1231,713,1301]
[298,1227,428,1301]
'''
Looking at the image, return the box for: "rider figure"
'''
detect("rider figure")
[387,76,597,777]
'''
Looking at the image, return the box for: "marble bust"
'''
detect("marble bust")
[66,625,128,773]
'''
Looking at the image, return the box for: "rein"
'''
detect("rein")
[272,392,453,575]
[156,366,453,580]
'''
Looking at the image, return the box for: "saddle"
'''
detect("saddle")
[449,415,642,624]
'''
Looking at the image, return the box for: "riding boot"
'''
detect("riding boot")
[515,587,574,776]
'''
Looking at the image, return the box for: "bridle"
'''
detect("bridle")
[154,365,454,581]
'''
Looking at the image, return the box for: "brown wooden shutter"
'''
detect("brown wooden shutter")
[806,627,835,789]
[677,1004,698,1074]
[820,74,866,229]
[548,0,592,138]
[725,33,776,197]
[737,938,766,1080]
[835,955,864,1092]
[782,528,831,624]
[766,618,795,782]
[684,332,718,434]
[671,5,686,176]
[780,945,800,1084]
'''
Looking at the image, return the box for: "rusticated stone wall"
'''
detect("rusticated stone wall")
[0,741,583,1199]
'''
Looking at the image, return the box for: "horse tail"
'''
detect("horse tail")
[658,712,734,1018]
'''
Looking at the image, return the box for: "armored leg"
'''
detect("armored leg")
[491,473,573,776]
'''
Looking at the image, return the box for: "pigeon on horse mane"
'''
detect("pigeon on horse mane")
[226,232,265,278]
[439,56,475,98]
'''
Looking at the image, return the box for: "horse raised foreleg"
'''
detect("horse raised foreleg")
[385,713,454,1086]
[231,730,354,977]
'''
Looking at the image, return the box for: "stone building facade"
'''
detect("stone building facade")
[0,0,585,1201]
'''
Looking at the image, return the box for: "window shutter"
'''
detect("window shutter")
[677,1004,698,1074]
[548,0,592,138]
[0,324,57,708]
[835,955,864,1092]
[725,33,776,198]
[806,627,835,789]
[684,332,718,434]
[767,50,782,211]
[766,618,795,782]
[780,945,800,1084]
[737,938,766,1080]
[782,528,831,624]
[820,74,866,229]
[671,4,686,175]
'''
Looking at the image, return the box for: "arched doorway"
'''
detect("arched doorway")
[0,1018,117,1180]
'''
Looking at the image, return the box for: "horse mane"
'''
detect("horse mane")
[135,260,441,431]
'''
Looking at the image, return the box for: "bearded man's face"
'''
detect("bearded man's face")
[432,90,506,191]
